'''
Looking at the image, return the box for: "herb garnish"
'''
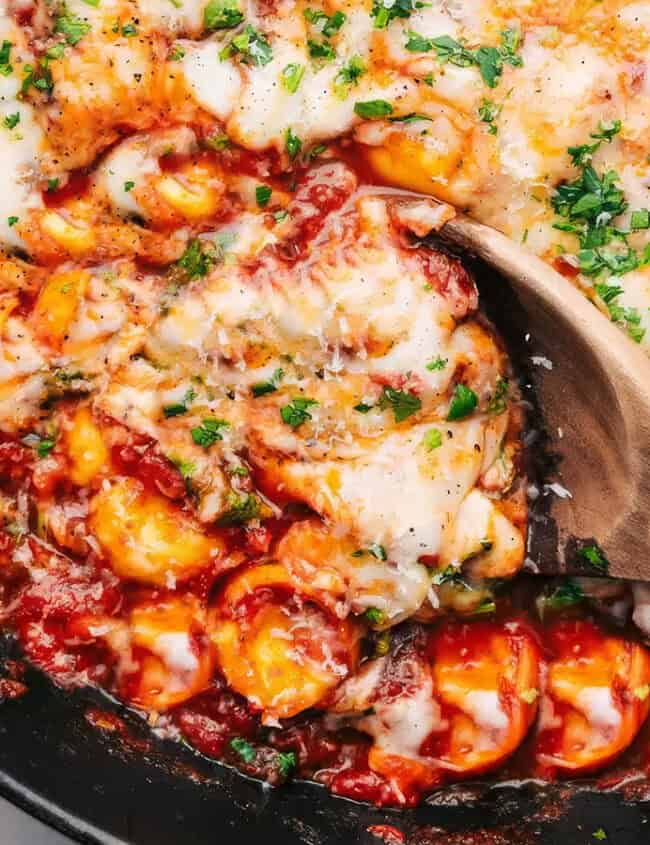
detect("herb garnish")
[163,387,196,418]
[220,25,273,66]
[577,543,609,573]
[204,0,244,31]
[251,367,284,397]
[354,99,393,119]
[280,397,318,427]
[54,12,91,45]
[334,55,365,98]
[378,386,421,422]
[191,418,230,448]
[446,384,478,420]
[218,492,263,525]
[281,62,305,93]
[404,29,522,88]
[230,737,256,762]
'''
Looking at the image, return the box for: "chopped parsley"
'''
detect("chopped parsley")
[251,367,283,397]
[352,543,387,561]
[473,597,496,615]
[354,99,393,119]
[365,607,386,625]
[285,127,302,160]
[174,238,216,281]
[308,38,336,61]
[353,401,373,413]
[204,132,231,150]
[371,0,415,30]
[121,22,138,37]
[123,180,135,192]
[378,386,421,422]
[191,418,230,448]
[255,185,272,207]
[168,44,185,61]
[277,751,297,777]
[47,178,60,192]
[203,0,244,31]
[577,543,609,573]
[230,737,256,763]
[446,383,477,421]
[487,376,509,415]
[405,30,434,52]
[304,8,346,35]
[45,43,65,60]
[333,55,365,98]
[220,25,273,66]
[541,578,584,612]
[0,40,13,76]
[3,112,20,130]
[218,492,262,525]
[595,283,647,344]
[280,396,318,427]
[162,387,196,418]
[7,216,18,227]
[552,121,650,341]
[21,61,54,96]
[281,62,305,93]
[22,432,57,459]
[170,456,196,481]
[426,356,447,371]
[389,112,431,124]
[631,209,650,230]
[407,29,523,88]
[54,12,92,46]
[422,428,443,451]
[478,98,501,135]
[431,564,463,586]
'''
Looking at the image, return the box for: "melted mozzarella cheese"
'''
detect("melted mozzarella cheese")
[0,17,44,249]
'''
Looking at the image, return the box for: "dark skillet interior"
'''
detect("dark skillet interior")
[1,249,650,845]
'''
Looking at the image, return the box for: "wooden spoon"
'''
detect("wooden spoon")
[439,213,650,581]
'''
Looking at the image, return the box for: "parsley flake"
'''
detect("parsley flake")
[281,62,305,93]
[220,25,273,66]
[230,737,256,763]
[218,491,263,525]
[162,387,196,418]
[354,99,393,119]
[426,356,447,371]
[422,428,443,451]
[365,607,386,625]
[251,367,284,397]
[446,384,478,420]
[280,396,318,427]
[54,12,92,46]
[371,0,414,30]
[277,751,297,777]
[378,386,421,422]
[487,376,509,415]
[3,112,20,130]
[191,418,230,448]
[255,185,272,207]
[204,0,243,31]
[333,55,365,98]
[577,543,609,573]
[285,127,302,160]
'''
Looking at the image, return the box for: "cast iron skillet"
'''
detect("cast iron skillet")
[1,248,650,845]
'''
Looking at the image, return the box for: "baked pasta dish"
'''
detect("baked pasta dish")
[1,0,650,809]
